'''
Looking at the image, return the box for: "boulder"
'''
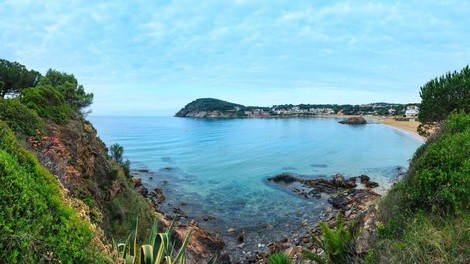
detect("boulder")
[365,181,379,188]
[331,174,357,188]
[339,117,367,125]
[359,174,370,184]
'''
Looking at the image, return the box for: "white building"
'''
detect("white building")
[405,105,419,117]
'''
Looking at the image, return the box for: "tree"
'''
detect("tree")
[40,69,93,112]
[109,143,131,178]
[0,59,41,98]
[418,65,470,136]
[109,143,124,164]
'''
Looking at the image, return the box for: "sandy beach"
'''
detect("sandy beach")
[316,114,426,142]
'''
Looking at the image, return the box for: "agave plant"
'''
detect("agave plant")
[113,210,193,264]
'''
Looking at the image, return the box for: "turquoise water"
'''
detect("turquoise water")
[89,116,422,255]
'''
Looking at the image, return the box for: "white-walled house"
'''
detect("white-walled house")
[405,105,419,117]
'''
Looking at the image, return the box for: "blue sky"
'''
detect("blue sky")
[1,0,469,116]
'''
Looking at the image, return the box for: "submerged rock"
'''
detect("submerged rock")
[267,173,298,184]
[339,116,367,125]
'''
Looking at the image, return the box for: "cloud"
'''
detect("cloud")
[0,0,469,115]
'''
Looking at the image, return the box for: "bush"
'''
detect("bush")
[303,214,358,264]
[109,143,131,179]
[0,98,44,138]
[404,112,470,215]
[21,85,73,124]
[0,121,106,263]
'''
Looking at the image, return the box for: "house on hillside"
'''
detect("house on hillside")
[405,105,419,117]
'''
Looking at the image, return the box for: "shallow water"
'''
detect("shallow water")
[90,116,422,258]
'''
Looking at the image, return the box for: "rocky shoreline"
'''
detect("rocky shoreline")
[132,173,232,264]
[131,169,387,263]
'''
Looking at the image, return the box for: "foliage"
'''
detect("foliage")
[371,112,470,263]
[268,252,294,264]
[0,121,106,263]
[403,112,470,215]
[114,213,194,264]
[418,65,470,136]
[372,212,470,263]
[0,58,41,97]
[0,98,44,138]
[40,69,94,112]
[21,85,73,124]
[176,98,245,116]
[102,165,156,243]
[110,143,124,164]
[304,214,356,264]
[109,143,131,179]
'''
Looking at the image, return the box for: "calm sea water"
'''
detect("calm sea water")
[89,116,422,256]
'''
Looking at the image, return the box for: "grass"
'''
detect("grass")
[370,212,470,263]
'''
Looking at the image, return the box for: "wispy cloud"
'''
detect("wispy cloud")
[1,0,469,115]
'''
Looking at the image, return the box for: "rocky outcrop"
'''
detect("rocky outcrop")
[133,180,231,263]
[267,173,362,199]
[258,173,382,263]
[178,110,241,118]
[339,116,367,125]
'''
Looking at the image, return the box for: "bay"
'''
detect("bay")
[89,116,422,257]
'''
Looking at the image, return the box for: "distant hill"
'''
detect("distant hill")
[175,98,245,117]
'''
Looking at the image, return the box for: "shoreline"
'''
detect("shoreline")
[315,114,426,143]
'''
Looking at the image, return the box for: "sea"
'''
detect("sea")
[89,116,422,259]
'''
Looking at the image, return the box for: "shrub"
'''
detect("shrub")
[0,98,44,138]
[404,112,470,215]
[303,214,357,264]
[268,252,294,264]
[109,143,131,179]
[0,121,106,263]
[21,85,73,124]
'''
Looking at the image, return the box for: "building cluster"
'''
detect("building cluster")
[242,106,335,116]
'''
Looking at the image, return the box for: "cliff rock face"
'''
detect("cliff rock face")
[29,115,229,262]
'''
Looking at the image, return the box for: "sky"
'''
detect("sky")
[1,0,469,116]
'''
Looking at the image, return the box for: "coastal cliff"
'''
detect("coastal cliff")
[0,60,229,263]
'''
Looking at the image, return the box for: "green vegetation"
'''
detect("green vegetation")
[40,69,94,112]
[176,98,414,117]
[268,252,294,264]
[0,121,107,263]
[0,98,44,138]
[114,213,196,264]
[0,58,156,263]
[109,143,131,179]
[369,112,470,263]
[303,214,357,264]
[21,85,73,124]
[0,59,40,98]
[176,98,245,116]
[418,65,470,136]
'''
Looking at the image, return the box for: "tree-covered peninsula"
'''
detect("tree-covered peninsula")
[176,98,417,118]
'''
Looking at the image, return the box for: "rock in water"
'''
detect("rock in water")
[339,116,367,125]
